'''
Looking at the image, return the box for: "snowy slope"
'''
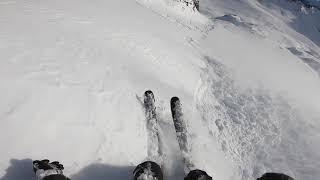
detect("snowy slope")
[0,0,320,180]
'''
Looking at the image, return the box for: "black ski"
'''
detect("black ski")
[170,96,195,173]
[143,90,163,164]
[170,97,213,180]
[133,91,164,180]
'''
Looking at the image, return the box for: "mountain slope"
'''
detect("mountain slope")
[0,0,319,180]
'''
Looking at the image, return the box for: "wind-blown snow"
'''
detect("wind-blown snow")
[0,0,319,180]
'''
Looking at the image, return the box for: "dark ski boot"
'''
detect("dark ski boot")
[184,169,212,180]
[257,173,294,180]
[133,161,163,180]
[33,159,70,180]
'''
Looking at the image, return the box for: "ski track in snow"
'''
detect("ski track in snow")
[0,0,320,180]
[195,57,320,180]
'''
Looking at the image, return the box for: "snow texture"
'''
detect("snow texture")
[0,0,319,180]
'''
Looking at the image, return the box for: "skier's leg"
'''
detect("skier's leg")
[33,159,70,180]
[257,173,294,180]
[184,169,212,180]
[133,161,163,180]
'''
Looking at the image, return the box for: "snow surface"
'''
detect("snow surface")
[0,0,319,180]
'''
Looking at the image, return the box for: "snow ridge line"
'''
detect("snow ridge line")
[135,0,213,34]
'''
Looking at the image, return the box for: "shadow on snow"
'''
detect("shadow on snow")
[0,159,135,180]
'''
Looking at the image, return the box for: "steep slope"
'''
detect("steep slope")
[0,0,319,180]
[0,0,208,178]
[197,0,320,180]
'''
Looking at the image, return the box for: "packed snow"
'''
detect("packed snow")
[0,0,319,180]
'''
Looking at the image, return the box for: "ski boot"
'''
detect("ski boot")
[133,161,163,180]
[257,173,294,180]
[33,159,70,180]
[184,169,212,180]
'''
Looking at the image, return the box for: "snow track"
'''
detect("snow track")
[195,57,320,180]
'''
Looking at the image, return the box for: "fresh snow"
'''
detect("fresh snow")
[0,0,319,180]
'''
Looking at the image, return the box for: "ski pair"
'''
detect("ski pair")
[135,90,212,180]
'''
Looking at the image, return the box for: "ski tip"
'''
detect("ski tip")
[144,90,155,104]
[170,96,180,104]
[170,96,181,111]
[144,90,154,97]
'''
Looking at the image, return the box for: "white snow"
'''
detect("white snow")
[0,0,319,180]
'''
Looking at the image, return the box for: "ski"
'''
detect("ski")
[170,97,213,180]
[170,96,195,173]
[143,90,163,165]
